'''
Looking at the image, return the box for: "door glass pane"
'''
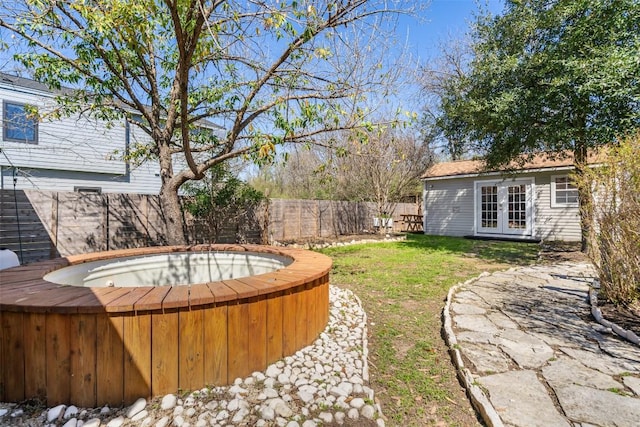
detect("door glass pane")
[480,186,498,228]
[507,184,527,229]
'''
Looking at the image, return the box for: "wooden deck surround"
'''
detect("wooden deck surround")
[0,244,332,407]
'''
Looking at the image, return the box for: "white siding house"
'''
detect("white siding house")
[421,155,589,242]
[0,73,161,194]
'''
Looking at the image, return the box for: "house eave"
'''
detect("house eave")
[421,165,577,181]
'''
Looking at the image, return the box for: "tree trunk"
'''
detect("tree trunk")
[574,142,592,253]
[159,182,188,245]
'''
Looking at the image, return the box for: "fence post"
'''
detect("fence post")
[143,195,150,246]
[298,199,302,240]
[50,192,59,259]
[317,200,321,237]
[103,194,110,251]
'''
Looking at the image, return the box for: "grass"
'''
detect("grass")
[318,234,539,426]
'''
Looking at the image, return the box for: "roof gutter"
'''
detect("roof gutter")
[421,165,578,181]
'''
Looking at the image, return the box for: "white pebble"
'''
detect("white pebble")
[48,405,66,422]
[347,408,360,420]
[338,382,353,396]
[64,405,78,419]
[126,397,147,418]
[318,412,333,423]
[350,397,365,409]
[329,386,348,398]
[260,406,275,420]
[227,398,241,411]
[83,419,101,427]
[272,400,293,418]
[62,419,78,427]
[264,388,279,399]
[361,404,376,419]
[266,365,281,378]
[131,410,148,422]
[297,391,315,403]
[277,373,290,384]
[162,394,177,410]
[229,385,248,395]
[231,407,250,423]
[155,416,170,427]
[106,416,125,427]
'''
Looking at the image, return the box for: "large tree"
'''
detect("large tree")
[0,0,407,244]
[419,37,473,160]
[438,0,640,250]
[253,126,432,220]
[331,127,432,223]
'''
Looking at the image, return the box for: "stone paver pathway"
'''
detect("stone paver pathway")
[445,263,640,427]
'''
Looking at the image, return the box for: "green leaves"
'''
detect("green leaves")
[183,163,266,242]
[1,0,407,240]
[440,0,640,167]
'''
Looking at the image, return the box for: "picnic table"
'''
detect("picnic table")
[401,214,423,232]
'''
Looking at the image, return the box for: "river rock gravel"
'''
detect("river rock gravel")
[0,286,384,427]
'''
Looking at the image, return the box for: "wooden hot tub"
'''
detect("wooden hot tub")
[0,244,331,407]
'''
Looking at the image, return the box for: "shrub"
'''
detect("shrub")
[183,164,266,244]
[577,136,640,304]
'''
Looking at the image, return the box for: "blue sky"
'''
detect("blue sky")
[400,0,505,60]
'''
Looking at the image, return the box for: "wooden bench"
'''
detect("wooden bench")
[0,244,332,407]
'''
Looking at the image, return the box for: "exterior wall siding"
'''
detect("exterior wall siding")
[424,178,475,237]
[532,171,581,242]
[0,80,161,194]
[423,170,582,242]
[0,163,161,195]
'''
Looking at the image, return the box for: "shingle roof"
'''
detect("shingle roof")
[0,72,72,95]
[422,151,601,179]
[0,72,224,130]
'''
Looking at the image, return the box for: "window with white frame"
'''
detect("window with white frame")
[551,175,579,207]
[3,101,38,143]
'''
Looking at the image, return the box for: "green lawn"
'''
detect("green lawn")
[319,234,539,426]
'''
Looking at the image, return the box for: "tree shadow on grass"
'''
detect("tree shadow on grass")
[400,233,540,266]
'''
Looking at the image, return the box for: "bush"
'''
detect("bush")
[578,136,640,304]
[183,164,266,244]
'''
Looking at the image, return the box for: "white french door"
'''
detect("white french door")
[475,179,533,236]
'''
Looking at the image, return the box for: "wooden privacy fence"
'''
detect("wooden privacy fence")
[0,190,419,264]
[0,191,169,263]
[266,198,419,242]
